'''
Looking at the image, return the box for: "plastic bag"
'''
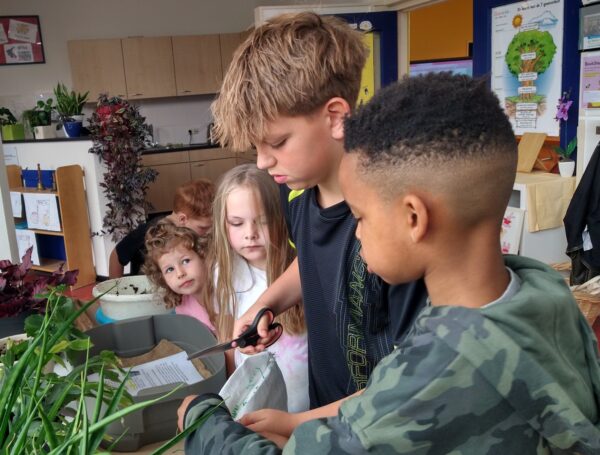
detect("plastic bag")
[219,351,287,420]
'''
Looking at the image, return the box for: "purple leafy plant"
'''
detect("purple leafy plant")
[87,94,157,242]
[0,247,78,318]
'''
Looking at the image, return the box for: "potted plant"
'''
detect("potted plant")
[0,248,208,453]
[0,247,78,337]
[0,284,186,453]
[22,98,55,139]
[88,95,157,242]
[53,82,89,138]
[0,107,25,141]
[554,136,577,177]
[554,90,576,177]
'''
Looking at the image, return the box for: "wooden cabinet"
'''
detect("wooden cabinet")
[219,33,243,79]
[142,148,237,213]
[69,30,252,100]
[141,151,190,213]
[173,35,223,95]
[121,37,177,99]
[190,158,236,183]
[236,149,257,165]
[6,165,95,289]
[68,39,128,99]
[189,148,236,185]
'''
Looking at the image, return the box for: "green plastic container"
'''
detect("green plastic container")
[83,314,226,452]
[1,124,25,140]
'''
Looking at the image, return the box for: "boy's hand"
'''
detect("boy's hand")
[232,306,280,354]
[177,394,199,431]
[239,409,300,438]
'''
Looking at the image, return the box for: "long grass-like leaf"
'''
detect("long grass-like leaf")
[78,392,88,455]
[36,401,58,450]
[49,385,182,453]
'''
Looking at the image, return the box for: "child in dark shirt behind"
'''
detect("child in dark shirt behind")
[108,179,214,278]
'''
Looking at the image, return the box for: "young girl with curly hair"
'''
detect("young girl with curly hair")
[143,219,215,333]
[207,164,309,412]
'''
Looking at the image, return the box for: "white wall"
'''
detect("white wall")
[0,0,379,144]
[0,0,259,144]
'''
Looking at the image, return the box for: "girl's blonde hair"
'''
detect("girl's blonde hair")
[143,220,213,323]
[207,164,305,340]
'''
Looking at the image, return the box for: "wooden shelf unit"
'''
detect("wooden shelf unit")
[6,164,96,289]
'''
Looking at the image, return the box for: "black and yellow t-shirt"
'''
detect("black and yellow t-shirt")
[281,185,427,408]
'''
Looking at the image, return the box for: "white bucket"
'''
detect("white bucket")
[92,276,171,321]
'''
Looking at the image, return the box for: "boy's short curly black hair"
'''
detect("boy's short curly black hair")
[344,73,518,226]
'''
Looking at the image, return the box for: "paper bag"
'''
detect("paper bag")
[219,351,287,420]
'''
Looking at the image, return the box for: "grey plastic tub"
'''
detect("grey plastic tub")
[83,314,226,452]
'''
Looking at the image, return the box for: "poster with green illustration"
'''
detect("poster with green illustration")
[491,0,563,136]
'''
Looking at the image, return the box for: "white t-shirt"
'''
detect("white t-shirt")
[230,255,310,413]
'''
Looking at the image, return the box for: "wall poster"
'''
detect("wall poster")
[491,0,563,136]
[0,16,45,65]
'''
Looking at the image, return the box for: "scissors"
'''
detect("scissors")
[187,307,282,361]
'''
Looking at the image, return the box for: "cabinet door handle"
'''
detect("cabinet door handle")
[193,163,205,167]
[180,89,192,93]
[132,93,143,97]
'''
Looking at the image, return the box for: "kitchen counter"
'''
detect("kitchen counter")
[142,142,219,154]
[4,138,220,154]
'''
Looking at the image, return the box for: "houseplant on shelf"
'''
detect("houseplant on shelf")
[53,82,89,138]
[88,94,157,242]
[554,90,577,177]
[0,107,25,141]
[22,98,55,139]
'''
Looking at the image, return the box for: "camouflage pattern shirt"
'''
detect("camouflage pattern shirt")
[184,256,600,454]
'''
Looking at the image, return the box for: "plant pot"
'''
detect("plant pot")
[33,125,56,139]
[63,121,82,138]
[92,275,171,321]
[0,312,30,338]
[558,158,575,177]
[1,123,25,141]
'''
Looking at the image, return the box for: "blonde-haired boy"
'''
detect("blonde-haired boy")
[178,10,426,443]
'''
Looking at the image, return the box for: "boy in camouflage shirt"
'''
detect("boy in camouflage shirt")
[180,74,600,453]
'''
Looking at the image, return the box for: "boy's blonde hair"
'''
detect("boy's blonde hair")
[143,220,213,324]
[212,12,368,151]
[206,164,305,341]
[173,179,215,218]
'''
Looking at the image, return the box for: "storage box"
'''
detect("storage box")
[83,314,226,451]
[21,169,54,189]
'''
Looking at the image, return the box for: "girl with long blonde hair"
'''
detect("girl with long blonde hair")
[207,163,308,412]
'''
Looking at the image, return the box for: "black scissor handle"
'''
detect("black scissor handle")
[236,307,282,348]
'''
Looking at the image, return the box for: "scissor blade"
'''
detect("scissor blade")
[186,341,233,361]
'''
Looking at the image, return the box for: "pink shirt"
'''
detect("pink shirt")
[176,294,216,334]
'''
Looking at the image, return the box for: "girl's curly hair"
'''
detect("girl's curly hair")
[142,219,212,319]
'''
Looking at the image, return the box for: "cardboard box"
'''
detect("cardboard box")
[517,132,547,173]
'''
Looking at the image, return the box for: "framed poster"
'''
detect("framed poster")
[474,0,579,153]
[0,16,45,65]
[579,50,600,108]
[490,0,564,137]
[581,4,600,50]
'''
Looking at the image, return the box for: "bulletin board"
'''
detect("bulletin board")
[0,16,45,66]
[473,0,580,152]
